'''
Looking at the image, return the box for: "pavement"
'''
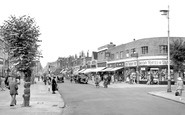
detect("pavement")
[0,79,65,115]
[88,80,185,105]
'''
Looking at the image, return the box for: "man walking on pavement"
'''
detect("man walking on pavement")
[52,76,57,94]
[9,76,18,106]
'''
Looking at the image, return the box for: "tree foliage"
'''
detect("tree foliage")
[0,15,41,80]
[170,38,185,72]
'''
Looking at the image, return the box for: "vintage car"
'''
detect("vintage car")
[73,74,88,84]
[57,75,64,83]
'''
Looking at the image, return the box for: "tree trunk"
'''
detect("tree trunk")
[22,70,31,107]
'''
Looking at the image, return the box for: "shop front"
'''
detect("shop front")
[124,61,138,83]
[138,59,173,84]
[106,62,124,82]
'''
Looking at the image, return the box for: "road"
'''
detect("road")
[58,80,185,115]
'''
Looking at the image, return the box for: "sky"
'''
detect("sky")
[0,0,185,68]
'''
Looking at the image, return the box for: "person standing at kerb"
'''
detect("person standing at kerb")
[176,77,184,100]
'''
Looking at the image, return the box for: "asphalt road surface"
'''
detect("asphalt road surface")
[58,80,185,115]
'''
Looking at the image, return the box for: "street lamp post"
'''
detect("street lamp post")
[160,5,171,92]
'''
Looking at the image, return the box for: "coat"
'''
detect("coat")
[52,78,57,91]
[9,81,18,95]
[176,80,184,90]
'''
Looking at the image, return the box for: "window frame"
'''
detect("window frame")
[159,45,168,54]
[141,46,148,54]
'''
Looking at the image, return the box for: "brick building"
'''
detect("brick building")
[106,37,185,82]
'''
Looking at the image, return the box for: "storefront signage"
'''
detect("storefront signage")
[116,62,124,67]
[139,60,169,66]
[125,61,137,67]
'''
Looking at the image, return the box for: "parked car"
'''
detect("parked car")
[78,74,88,84]
[57,75,64,83]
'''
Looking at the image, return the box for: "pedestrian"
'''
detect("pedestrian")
[43,75,47,85]
[129,73,133,84]
[95,74,100,88]
[47,76,51,91]
[146,72,151,85]
[103,74,108,88]
[1,76,6,91]
[70,75,73,83]
[9,77,18,106]
[51,76,57,94]
[150,73,154,85]
[107,74,111,85]
[111,74,114,84]
[176,77,184,100]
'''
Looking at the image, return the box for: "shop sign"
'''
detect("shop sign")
[116,62,124,67]
[125,61,137,67]
[139,60,169,66]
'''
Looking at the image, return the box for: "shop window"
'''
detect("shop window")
[159,45,167,54]
[141,46,148,54]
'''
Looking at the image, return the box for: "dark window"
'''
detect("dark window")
[141,46,148,54]
[131,48,136,54]
[159,45,167,54]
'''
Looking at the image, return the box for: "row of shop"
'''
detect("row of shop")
[71,57,177,83]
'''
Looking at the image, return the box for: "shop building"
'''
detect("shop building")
[106,37,185,83]
[96,42,116,70]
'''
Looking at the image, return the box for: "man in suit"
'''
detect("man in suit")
[9,77,18,106]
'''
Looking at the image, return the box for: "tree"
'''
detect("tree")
[0,15,41,107]
[170,38,185,81]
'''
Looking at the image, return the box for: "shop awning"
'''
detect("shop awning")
[150,68,159,70]
[73,69,80,75]
[100,67,114,72]
[89,67,106,73]
[83,68,96,74]
[78,69,86,73]
[110,67,124,71]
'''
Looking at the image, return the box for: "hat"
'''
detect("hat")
[177,77,182,81]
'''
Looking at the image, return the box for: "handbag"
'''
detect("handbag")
[175,91,179,96]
